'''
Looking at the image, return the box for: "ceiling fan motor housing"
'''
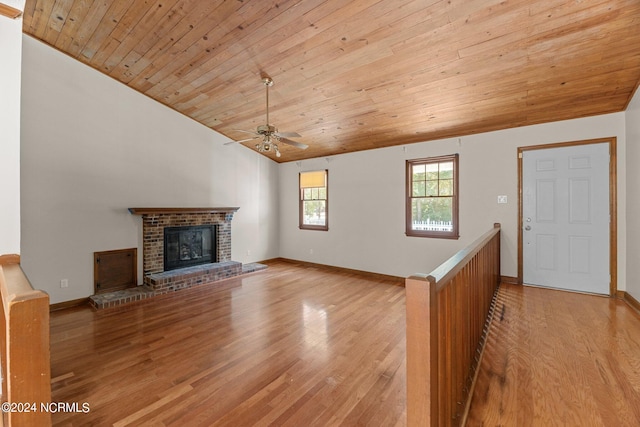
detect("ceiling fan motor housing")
[257,124,277,135]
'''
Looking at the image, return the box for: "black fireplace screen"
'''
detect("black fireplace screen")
[164,225,216,271]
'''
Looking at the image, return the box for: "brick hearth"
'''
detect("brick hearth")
[146,260,242,293]
[89,262,267,309]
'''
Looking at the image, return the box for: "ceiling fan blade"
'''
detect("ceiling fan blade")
[233,129,260,136]
[275,131,301,138]
[224,136,259,145]
[279,137,308,149]
[237,137,260,143]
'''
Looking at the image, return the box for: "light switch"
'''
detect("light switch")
[497,195,508,204]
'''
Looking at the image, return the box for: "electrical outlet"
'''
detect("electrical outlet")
[497,195,508,204]
[247,249,251,256]
[309,248,314,255]
[60,279,68,288]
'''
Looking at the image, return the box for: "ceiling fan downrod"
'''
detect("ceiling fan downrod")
[263,77,273,126]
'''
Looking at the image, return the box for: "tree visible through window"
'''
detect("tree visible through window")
[406,154,459,238]
[300,170,328,230]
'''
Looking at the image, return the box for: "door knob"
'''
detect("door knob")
[525,225,531,231]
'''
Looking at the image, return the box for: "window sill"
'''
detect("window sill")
[300,225,328,231]
[406,231,459,240]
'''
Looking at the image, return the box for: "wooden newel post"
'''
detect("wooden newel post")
[0,256,52,427]
[406,274,438,426]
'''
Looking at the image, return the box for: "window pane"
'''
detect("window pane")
[303,200,326,225]
[439,179,453,196]
[411,197,453,231]
[412,164,426,181]
[318,187,326,199]
[303,188,312,200]
[425,163,439,180]
[426,180,438,196]
[413,181,425,197]
[311,188,319,199]
[439,162,453,179]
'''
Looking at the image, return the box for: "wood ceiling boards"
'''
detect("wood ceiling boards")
[22,0,640,162]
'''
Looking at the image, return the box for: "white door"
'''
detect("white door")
[522,143,610,294]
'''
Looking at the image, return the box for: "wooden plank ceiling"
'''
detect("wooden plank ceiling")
[22,0,640,162]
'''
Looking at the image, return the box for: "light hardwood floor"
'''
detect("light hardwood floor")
[50,262,640,426]
[49,260,407,426]
[467,283,640,426]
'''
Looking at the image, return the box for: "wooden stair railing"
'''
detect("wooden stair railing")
[0,255,51,427]
[406,223,501,426]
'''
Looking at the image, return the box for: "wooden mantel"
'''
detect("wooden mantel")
[128,207,240,215]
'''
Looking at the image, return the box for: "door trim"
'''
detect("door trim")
[517,137,617,296]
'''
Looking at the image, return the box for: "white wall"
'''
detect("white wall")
[280,113,627,290]
[20,36,280,304]
[625,88,640,301]
[0,1,25,256]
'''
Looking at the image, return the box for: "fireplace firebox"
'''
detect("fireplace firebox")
[164,225,217,271]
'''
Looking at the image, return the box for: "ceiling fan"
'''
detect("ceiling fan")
[225,76,308,157]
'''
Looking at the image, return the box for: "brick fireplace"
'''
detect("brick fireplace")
[89,207,266,309]
[129,207,242,293]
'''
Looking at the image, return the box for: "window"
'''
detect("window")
[406,154,459,239]
[300,170,328,231]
